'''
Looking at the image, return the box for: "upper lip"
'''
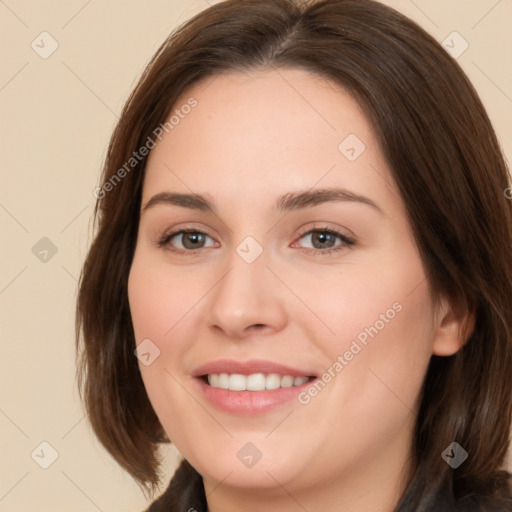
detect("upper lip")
[192,359,317,378]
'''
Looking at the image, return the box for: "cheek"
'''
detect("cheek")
[311,254,435,424]
[127,255,213,422]
[292,245,433,350]
[127,254,209,342]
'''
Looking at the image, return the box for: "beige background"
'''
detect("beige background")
[1,0,511,510]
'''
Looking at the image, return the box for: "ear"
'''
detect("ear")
[432,293,475,357]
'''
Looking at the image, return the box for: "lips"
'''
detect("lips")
[192,359,318,415]
[192,359,317,379]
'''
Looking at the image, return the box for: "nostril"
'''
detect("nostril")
[248,324,267,332]
[253,324,265,328]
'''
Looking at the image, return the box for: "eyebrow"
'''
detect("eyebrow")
[141,187,383,215]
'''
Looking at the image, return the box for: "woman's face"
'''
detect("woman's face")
[128,68,453,507]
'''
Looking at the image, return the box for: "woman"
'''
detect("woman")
[75,0,512,510]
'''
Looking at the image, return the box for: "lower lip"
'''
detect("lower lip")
[195,377,316,416]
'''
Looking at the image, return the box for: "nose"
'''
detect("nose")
[205,246,288,339]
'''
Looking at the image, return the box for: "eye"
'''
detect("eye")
[156,229,216,253]
[294,226,355,255]
[155,225,355,256]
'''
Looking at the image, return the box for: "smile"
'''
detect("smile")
[206,373,311,391]
[192,359,318,415]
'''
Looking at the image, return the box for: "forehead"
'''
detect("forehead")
[142,67,394,210]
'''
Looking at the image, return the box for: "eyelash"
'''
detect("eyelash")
[155,225,356,257]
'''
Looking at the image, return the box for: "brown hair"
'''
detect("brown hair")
[75,0,512,509]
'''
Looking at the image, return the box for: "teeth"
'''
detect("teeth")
[229,373,246,391]
[218,373,229,389]
[266,373,281,390]
[247,373,266,390]
[281,375,294,388]
[206,373,311,391]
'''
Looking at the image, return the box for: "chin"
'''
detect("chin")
[181,436,306,489]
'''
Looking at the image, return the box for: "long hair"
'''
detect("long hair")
[75,0,512,509]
